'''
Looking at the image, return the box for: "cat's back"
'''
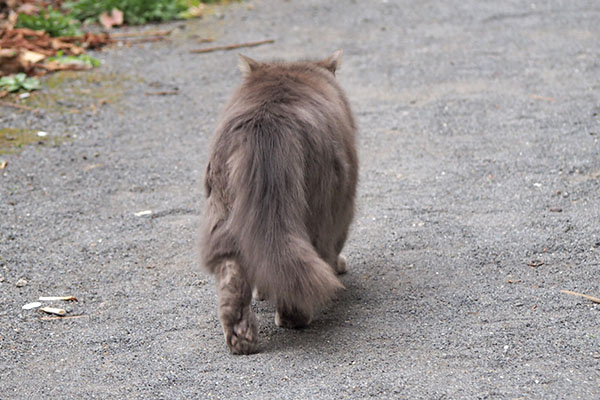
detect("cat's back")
[221,62,354,136]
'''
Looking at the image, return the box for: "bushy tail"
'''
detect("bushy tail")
[229,127,343,314]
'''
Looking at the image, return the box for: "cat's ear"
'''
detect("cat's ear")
[318,49,343,74]
[238,54,260,76]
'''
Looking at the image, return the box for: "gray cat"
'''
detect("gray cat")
[200,51,358,354]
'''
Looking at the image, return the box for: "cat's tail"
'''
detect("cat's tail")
[228,126,343,317]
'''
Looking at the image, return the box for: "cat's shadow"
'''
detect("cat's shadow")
[255,270,373,354]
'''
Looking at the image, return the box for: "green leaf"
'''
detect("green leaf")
[14,73,27,83]
[16,6,82,37]
[22,78,41,91]
[66,0,189,25]
[46,54,101,68]
[0,74,42,93]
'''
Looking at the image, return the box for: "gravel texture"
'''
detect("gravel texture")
[1,0,599,398]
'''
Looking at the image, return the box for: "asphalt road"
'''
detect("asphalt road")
[1,1,599,398]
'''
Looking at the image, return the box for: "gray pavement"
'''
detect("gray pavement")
[1,0,599,398]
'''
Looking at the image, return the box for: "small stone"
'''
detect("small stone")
[16,278,27,287]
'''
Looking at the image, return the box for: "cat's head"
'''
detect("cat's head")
[238,50,343,77]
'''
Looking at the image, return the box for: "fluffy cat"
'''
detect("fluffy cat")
[200,50,358,354]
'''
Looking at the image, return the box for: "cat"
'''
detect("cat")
[200,50,358,354]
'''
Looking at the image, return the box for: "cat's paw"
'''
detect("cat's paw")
[335,255,347,275]
[275,308,312,329]
[224,308,258,355]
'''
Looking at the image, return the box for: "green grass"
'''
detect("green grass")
[22,70,135,113]
[0,73,41,93]
[0,128,58,155]
[47,52,101,68]
[64,0,190,25]
[16,7,83,37]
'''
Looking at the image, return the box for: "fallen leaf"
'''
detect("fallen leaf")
[21,50,46,65]
[16,4,40,15]
[187,5,206,18]
[40,306,66,316]
[41,60,92,72]
[22,302,42,310]
[100,8,124,29]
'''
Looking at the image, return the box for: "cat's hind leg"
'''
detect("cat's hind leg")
[335,254,347,275]
[275,305,312,329]
[216,259,258,355]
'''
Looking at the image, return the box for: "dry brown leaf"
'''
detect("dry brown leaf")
[16,4,39,15]
[0,29,110,76]
[21,50,45,64]
[41,60,91,72]
[100,8,124,29]
[40,306,66,316]
[0,48,17,58]
[187,5,206,18]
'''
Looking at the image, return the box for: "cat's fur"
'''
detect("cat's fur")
[200,51,358,354]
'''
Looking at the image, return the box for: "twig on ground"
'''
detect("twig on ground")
[530,94,556,102]
[190,39,275,54]
[39,296,78,302]
[561,290,600,304]
[116,37,169,44]
[0,100,38,112]
[145,91,179,96]
[40,315,89,321]
[110,30,172,38]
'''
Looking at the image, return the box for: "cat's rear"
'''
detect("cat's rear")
[201,51,358,354]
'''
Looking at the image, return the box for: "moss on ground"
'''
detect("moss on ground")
[21,70,133,113]
[0,128,67,155]
[0,70,134,153]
